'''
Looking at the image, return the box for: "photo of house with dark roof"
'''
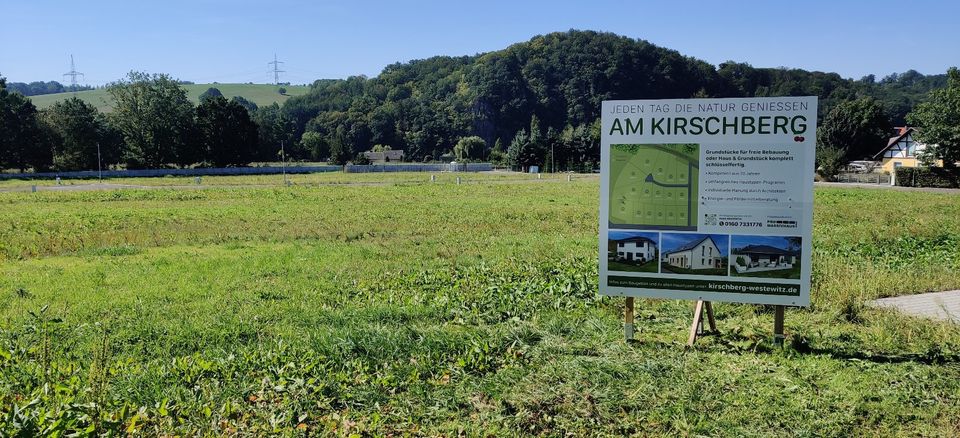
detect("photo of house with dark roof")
[659,233,728,275]
[730,235,801,279]
[607,231,659,273]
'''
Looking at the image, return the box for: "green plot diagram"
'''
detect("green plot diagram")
[609,143,699,230]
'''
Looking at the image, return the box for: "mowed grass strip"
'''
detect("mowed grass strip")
[0,178,959,435]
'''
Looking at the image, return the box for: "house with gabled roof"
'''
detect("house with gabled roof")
[609,235,657,264]
[732,244,797,269]
[873,127,931,173]
[663,235,722,270]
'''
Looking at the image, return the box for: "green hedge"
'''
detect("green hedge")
[895,167,960,188]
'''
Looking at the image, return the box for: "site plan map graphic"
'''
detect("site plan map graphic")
[609,143,699,230]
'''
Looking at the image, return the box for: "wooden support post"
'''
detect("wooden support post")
[687,300,705,346]
[687,300,717,346]
[624,297,635,341]
[773,305,785,346]
[705,301,717,332]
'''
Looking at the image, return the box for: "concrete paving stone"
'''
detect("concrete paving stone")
[869,290,960,323]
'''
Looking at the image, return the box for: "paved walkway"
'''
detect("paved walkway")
[869,290,960,323]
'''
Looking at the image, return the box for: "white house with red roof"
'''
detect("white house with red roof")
[873,127,930,173]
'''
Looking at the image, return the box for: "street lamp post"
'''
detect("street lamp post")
[280,140,287,186]
[97,142,102,182]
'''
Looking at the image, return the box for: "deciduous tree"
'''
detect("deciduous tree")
[907,67,960,168]
[817,97,891,161]
[107,72,196,168]
[453,136,485,160]
[196,95,258,166]
[43,97,106,171]
[0,76,53,171]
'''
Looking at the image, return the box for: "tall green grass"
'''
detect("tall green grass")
[0,179,958,435]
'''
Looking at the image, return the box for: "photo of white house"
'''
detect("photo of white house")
[660,233,728,275]
[730,235,802,279]
[607,231,659,273]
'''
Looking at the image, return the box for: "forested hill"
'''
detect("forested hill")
[282,30,945,163]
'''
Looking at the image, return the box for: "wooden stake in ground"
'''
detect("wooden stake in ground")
[773,305,785,346]
[624,297,635,341]
[686,300,717,347]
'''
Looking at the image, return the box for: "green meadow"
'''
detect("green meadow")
[25,83,310,112]
[1,175,959,436]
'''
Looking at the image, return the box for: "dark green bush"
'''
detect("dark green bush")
[895,167,960,188]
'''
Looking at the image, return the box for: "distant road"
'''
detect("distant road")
[815,181,959,194]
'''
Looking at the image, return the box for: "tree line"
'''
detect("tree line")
[6,80,95,96]
[0,73,300,172]
[280,30,953,172]
[1,30,957,173]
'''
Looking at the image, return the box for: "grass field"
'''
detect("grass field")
[26,83,310,112]
[1,176,959,435]
[660,263,728,276]
[608,259,659,273]
[732,265,803,279]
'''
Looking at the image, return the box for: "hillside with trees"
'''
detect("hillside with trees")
[0,30,954,172]
[283,30,949,170]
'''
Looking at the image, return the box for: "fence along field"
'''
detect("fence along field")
[0,174,959,435]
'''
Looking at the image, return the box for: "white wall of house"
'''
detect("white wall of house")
[667,238,720,270]
[733,253,796,267]
[616,240,656,263]
[882,133,926,159]
[666,250,692,269]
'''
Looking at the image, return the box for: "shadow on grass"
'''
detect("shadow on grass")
[634,324,960,365]
[789,336,960,365]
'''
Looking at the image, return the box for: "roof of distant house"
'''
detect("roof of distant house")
[664,235,718,256]
[733,244,797,256]
[614,236,656,245]
[873,127,915,159]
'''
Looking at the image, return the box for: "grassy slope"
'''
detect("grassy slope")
[0,178,959,435]
[26,83,310,112]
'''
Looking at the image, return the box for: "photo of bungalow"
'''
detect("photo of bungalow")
[659,233,728,276]
[607,231,659,273]
[730,235,801,279]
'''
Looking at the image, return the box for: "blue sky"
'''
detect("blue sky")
[2,0,957,85]
[608,231,658,243]
[730,235,801,252]
[661,233,729,255]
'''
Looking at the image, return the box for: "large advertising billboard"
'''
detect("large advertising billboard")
[599,97,817,306]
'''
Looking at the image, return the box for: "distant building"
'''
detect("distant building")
[873,127,931,173]
[362,150,404,163]
[663,235,722,270]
